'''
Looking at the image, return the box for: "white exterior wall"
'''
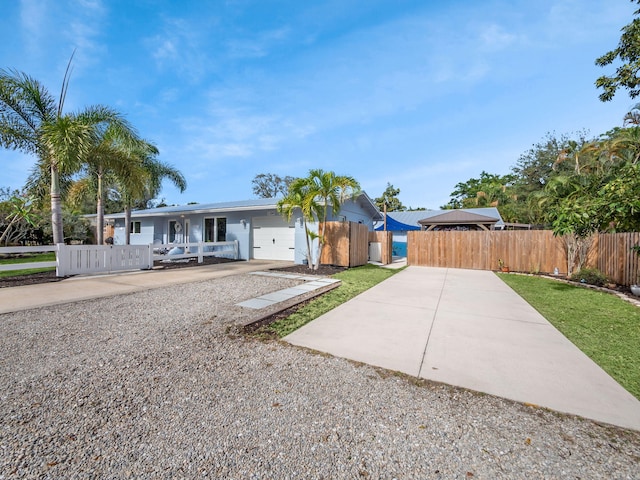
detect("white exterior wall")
[113,219,154,245]
[106,196,379,264]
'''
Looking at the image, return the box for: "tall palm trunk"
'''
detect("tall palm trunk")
[303,221,313,267]
[96,169,104,245]
[50,164,64,245]
[313,199,329,270]
[124,204,132,245]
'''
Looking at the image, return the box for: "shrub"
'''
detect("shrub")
[570,268,609,287]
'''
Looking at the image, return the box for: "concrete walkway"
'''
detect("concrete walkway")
[285,266,640,431]
[238,272,340,309]
[0,260,294,314]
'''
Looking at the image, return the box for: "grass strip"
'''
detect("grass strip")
[0,253,56,277]
[262,264,401,338]
[0,253,55,264]
[499,273,640,400]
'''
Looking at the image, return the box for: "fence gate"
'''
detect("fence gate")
[56,244,153,276]
[320,221,371,267]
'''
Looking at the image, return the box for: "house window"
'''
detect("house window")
[204,217,226,242]
[130,221,141,234]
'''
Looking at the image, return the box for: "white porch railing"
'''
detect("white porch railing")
[0,240,239,278]
[152,241,239,263]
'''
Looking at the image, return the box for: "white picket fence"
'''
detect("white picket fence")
[0,240,239,277]
[56,244,154,276]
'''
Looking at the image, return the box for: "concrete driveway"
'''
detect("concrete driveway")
[285,266,640,431]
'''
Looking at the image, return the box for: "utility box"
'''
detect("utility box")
[369,242,382,262]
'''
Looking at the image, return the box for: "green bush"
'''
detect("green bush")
[570,268,609,287]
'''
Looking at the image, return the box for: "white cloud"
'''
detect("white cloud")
[225,26,291,59]
[153,39,178,61]
[479,24,518,51]
[145,17,209,82]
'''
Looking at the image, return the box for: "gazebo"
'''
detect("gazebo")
[417,210,500,231]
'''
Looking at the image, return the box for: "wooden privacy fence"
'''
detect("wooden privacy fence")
[320,221,371,267]
[591,233,640,286]
[407,230,566,274]
[407,230,640,286]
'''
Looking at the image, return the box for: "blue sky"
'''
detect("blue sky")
[1,0,637,209]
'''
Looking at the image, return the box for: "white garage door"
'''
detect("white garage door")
[252,216,296,261]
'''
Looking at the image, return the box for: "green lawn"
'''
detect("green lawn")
[0,253,56,277]
[499,273,640,400]
[259,264,401,338]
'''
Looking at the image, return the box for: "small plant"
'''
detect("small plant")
[497,258,509,272]
[631,245,640,292]
[570,267,609,287]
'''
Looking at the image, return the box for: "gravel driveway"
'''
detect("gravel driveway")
[1,273,639,479]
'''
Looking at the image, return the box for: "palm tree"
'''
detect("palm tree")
[117,146,187,245]
[277,183,319,267]
[279,169,360,270]
[85,123,149,245]
[0,64,135,244]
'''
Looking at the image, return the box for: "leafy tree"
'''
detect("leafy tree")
[252,173,294,198]
[374,183,406,212]
[595,0,640,101]
[277,169,360,270]
[442,171,521,221]
[0,190,38,245]
[0,62,138,244]
[506,131,591,224]
[37,206,92,244]
[597,161,640,231]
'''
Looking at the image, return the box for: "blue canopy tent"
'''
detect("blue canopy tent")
[374,215,420,232]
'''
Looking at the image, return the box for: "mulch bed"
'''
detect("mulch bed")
[0,256,240,289]
[0,271,66,288]
[154,256,238,270]
[269,264,346,276]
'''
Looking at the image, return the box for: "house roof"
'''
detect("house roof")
[104,192,383,221]
[104,198,279,219]
[374,207,504,231]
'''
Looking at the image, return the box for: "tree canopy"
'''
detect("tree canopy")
[0,64,143,244]
[277,169,360,270]
[252,173,294,198]
[374,183,406,212]
[0,63,185,245]
[595,0,640,101]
